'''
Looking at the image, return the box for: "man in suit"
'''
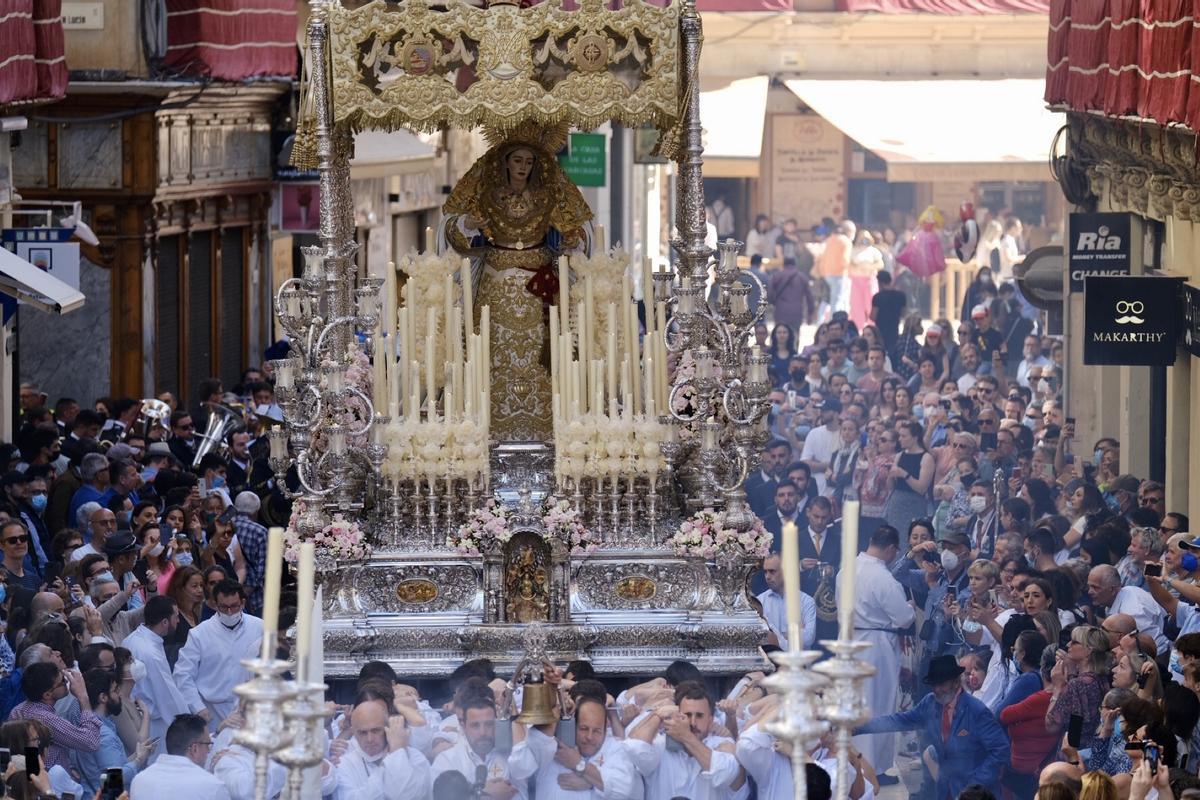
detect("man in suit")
[965,479,999,559]
[751,481,803,595]
[855,656,1009,799]
[798,496,841,640]
[746,439,790,518]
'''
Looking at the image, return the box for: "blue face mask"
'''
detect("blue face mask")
[770,403,782,416]
[175,552,194,568]
[212,476,226,489]
[94,571,115,584]
[29,494,46,512]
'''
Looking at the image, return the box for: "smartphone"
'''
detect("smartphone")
[1067,714,1084,749]
[940,399,952,410]
[1144,563,1164,578]
[101,767,124,800]
[980,432,998,451]
[197,478,209,498]
[218,505,237,525]
[24,745,38,775]
[787,390,797,410]
[145,737,160,750]
[1065,417,1076,440]
[1011,466,1023,481]
[1147,742,1160,773]
[43,562,62,586]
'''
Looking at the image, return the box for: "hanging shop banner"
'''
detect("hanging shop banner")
[1182,284,1200,359]
[1069,212,1131,293]
[559,133,607,187]
[1083,275,1182,366]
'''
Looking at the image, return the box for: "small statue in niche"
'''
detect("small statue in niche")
[504,532,550,623]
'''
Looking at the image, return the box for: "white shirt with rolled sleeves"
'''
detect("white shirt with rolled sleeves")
[130,753,232,800]
[123,624,193,757]
[736,724,793,800]
[1108,585,1169,654]
[431,736,528,800]
[174,613,264,727]
[756,589,816,650]
[333,738,431,800]
[508,727,641,800]
[625,731,741,800]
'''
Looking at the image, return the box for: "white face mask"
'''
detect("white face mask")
[218,611,243,629]
[969,496,988,514]
[129,658,148,683]
[147,543,164,558]
[941,550,960,572]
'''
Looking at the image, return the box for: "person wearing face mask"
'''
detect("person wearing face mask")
[920,531,973,664]
[174,579,262,732]
[965,480,998,559]
[856,654,1010,800]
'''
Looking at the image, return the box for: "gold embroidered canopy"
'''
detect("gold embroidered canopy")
[326,0,681,137]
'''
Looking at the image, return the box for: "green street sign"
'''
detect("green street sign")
[559,132,606,187]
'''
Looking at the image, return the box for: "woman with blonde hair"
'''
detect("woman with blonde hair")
[1079,770,1119,800]
[1046,625,1113,750]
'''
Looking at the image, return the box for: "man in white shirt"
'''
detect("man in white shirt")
[431,681,525,799]
[335,689,432,800]
[627,681,744,799]
[124,596,193,759]
[1086,565,1168,654]
[955,345,981,395]
[841,526,915,778]
[756,553,816,650]
[799,395,842,495]
[509,695,639,799]
[174,580,263,729]
[72,507,116,562]
[1015,335,1050,389]
[130,713,231,799]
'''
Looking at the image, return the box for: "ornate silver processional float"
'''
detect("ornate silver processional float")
[231,1,878,798]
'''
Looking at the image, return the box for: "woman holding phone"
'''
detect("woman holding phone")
[1045,625,1113,750]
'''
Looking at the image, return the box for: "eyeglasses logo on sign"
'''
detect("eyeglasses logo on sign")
[1114,300,1145,325]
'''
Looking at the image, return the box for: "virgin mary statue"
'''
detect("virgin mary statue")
[441,124,593,441]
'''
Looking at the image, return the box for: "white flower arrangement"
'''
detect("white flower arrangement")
[669,508,771,561]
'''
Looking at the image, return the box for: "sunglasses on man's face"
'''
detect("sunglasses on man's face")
[2,535,28,545]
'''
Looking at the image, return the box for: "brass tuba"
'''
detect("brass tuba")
[192,402,244,467]
[135,398,172,440]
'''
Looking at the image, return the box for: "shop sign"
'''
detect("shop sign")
[559,133,606,187]
[1083,275,1182,366]
[1069,212,1131,293]
[1182,284,1200,359]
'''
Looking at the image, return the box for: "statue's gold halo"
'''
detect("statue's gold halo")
[483,120,570,155]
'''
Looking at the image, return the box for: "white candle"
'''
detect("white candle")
[461,258,474,334]
[424,333,436,421]
[781,521,802,648]
[409,360,420,422]
[383,261,397,339]
[584,278,595,385]
[261,527,284,659]
[839,500,861,641]
[425,226,434,252]
[443,272,453,353]
[606,303,617,405]
[644,355,656,418]
[550,311,560,404]
[576,300,588,407]
[373,331,386,409]
[703,416,716,450]
[559,256,570,339]
[295,541,315,681]
[595,224,606,253]
[269,427,286,460]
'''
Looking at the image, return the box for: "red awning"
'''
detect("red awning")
[163,0,297,81]
[0,0,67,106]
[838,0,1049,11]
[1045,0,1200,129]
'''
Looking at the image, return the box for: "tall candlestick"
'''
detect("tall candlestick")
[839,500,861,641]
[372,329,386,410]
[261,527,284,659]
[295,541,315,681]
[781,521,802,649]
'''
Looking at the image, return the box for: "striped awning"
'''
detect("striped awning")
[0,0,67,107]
[163,0,297,81]
[1045,0,1200,128]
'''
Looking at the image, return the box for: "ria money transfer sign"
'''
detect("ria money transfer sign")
[1069,212,1131,293]
[1083,275,1182,366]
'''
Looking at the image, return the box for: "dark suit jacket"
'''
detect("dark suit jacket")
[750,507,800,594]
[745,471,778,518]
[168,437,197,468]
[797,522,842,597]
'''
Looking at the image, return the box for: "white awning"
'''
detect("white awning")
[700,75,769,178]
[0,247,85,314]
[784,79,1064,182]
[350,130,438,179]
